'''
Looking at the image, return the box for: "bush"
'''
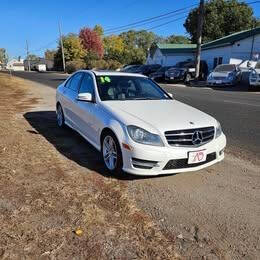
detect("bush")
[66,60,85,74]
[91,59,108,70]
[106,60,122,70]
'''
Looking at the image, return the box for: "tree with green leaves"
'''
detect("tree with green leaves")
[54,33,85,69]
[27,54,40,61]
[45,49,56,60]
[103,35,125,62]
[184,0,258,43]
[166,35,191,44]
[93,25,104,37]
[0,48,8,64]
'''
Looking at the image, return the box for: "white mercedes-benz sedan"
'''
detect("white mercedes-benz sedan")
[56,70,226,176]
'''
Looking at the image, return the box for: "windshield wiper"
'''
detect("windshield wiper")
[132,97,161,100]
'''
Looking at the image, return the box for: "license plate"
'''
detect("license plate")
[188,150,207,164]
[170,77,174,79]
[216,80,222,84]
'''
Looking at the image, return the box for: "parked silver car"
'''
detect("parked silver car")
[207,64,242,87]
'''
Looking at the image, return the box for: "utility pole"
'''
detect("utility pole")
[250,20,256,60]
[26,40,31,72]
[195,0,205,80]
[59,21,66,73]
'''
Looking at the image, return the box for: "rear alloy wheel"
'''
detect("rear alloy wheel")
[102,133,123,175]
[185,73,191,83]
[56,104,65,128]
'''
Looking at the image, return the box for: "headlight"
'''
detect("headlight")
[250,70,257,79]
[207,73,213,80]
[227,73,234,81]
[127,125,164,146]
[215,121,222,138]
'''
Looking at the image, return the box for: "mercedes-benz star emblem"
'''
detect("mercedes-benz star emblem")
[192,131,203,145]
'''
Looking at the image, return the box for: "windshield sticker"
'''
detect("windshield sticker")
[100,76,111,84]
[100,77,105,83]
[104,76,111,83]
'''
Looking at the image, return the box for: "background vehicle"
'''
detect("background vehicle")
[120,64,141,72]
[149,66,174,82]
[135,64,161,76]
[249,61,260,90]
[35,64,46,72]
[56,70,226,176]
[207,64,242,87]
[165,60,208,83]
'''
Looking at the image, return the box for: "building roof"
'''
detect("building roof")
[202,27,260,50]
[156,43,197,55]
[154,27,260,55]
[13,63,24,66]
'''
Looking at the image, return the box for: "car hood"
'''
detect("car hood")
[103,100,217,134]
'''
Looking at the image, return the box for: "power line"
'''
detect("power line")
[104,3,199,33]
[146,16,188,31]
[104,11,190,35]
[30,40,57,54]
[105,0,260,35]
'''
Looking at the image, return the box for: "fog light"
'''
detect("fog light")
[219,149,225,156]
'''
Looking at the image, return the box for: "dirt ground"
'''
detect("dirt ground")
[0,74,178,259]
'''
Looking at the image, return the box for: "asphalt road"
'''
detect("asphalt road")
[11,71,260,163]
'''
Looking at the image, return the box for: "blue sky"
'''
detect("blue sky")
[1,0,259,59]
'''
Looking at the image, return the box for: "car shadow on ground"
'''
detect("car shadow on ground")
[24,111,165,181]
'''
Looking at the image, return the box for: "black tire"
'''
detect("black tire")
[56,104,65,128]
[101,131,123,175]
[248,84,255,92]
[185,73,192,84]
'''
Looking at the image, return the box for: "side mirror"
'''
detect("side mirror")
[168,92,173,98]
[77,93,93,102]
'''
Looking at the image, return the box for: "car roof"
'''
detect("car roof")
[83,70,147,78]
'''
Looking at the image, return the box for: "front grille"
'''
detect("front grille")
[213,76,226,80]
[165,127,215,147]
[163,152,216,170]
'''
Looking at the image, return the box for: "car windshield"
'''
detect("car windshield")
[96,75,171,101]
[175,62,190,68]
[156,66,171,72]
[214,64,235,72]
[255,62,260,69]
[123,65,140,72]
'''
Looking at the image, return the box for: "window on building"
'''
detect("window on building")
[218,57,223,65]
[213,58,218,68]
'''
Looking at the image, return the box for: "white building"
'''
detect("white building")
[147,27,260,71]
[6,58,25,71]
[147,44,196,66]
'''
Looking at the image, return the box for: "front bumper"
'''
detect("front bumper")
[207,79,234,86]
[121,133,226,176]
[165,74,184,82]
[249,79,260,86]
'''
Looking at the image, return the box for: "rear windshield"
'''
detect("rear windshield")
[215,64,236,72]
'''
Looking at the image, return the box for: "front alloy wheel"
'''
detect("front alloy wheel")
[185,73,191,83]
[102,134,123,174]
